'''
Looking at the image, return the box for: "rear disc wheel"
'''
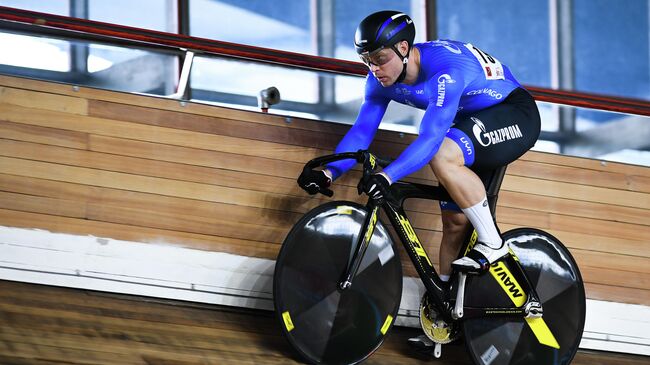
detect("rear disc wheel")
[462,228,585,365]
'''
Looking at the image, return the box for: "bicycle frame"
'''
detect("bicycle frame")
[305,151,543,324]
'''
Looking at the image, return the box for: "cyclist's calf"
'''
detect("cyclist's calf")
[439,210,469,276]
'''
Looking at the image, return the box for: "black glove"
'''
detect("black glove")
[358,173,391,202]
[298,169,332,195]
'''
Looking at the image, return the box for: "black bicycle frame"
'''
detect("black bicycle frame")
[306,151,542,323]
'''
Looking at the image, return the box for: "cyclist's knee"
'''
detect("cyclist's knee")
[431,139,464,176]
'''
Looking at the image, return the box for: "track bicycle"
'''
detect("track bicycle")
[273,150,585,365]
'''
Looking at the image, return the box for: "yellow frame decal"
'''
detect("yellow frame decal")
[397,214,433,267]
[364,208,378,244]
[463,230,479,256]
[526,317,560,349]
[489,261,560,349]
[369,154,377,169]
[490,261,526,307]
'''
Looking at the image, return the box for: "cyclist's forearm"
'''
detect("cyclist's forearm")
[327,99,387,180]
[327,132,371,180]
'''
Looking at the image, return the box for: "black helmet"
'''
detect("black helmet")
[354,10,415,56]
[354,10,415,83]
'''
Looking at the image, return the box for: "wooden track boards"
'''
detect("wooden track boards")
[1,280,648,365]
[0,75,649,305]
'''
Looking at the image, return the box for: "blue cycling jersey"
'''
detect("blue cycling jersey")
[327,40,522,182]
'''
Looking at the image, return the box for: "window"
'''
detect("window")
[436,0,551,88]
[87,0,177,32]
[0,0,68,16]
[0,31,179,95]
[573,0,649,100]
[0,32,70,72]
[190,0,311,53]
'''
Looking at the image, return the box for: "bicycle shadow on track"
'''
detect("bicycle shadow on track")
[377,326,474,365]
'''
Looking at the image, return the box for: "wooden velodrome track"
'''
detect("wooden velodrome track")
[0,76,649,364]
[0,280,647,365]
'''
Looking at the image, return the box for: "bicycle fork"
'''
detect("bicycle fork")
[339,203,380,290]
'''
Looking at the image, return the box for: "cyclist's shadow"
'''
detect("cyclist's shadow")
[222,256,306,362]
[371,321,472,364]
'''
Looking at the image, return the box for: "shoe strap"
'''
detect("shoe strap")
[466,248,490,271]
[474,242,496,257]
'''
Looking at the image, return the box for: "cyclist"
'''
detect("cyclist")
[298,8,541,341]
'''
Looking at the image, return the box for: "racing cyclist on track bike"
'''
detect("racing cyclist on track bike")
[298,10,541,352]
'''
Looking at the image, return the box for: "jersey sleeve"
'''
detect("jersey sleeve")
[382,69,465,182]
[326,78,390,180]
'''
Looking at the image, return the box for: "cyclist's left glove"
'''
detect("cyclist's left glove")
[358,173,392,202]
[298,169,332,196]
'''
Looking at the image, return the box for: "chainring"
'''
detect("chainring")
[419,293,459,345]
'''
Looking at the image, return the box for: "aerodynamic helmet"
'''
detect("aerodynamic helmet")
[354,11,415,83]
[354,10,415,56]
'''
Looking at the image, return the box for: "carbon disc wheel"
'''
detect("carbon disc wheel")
[273,201,402,365]
[462,228,585,365]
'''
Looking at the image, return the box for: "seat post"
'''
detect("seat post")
[485,165,508,217]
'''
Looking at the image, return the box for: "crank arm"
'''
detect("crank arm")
[452,272,467,320]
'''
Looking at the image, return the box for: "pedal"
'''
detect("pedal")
[434,342,442,358]
[452,272,466,320]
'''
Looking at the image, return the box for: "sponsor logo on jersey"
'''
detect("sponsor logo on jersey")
[471,117,523,147]
[436,74,454,107]
[466,88,503,99]
[459,136,473,156]
[416,89,424,94]
[431,40,462,54]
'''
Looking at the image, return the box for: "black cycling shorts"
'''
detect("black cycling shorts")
[440,87,541,211]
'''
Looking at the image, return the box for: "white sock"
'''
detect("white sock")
[439,274,450,282]
[461,197,502,248]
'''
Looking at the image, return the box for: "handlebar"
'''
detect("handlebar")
[302,150,393,197]
[304,150,392,170]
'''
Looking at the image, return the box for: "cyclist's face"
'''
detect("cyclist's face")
[359,43,405,86]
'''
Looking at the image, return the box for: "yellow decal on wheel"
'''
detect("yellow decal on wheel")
[380,314,393,335]
[336,206,353,215]
[282,311,295,332]
[489,261,560,349]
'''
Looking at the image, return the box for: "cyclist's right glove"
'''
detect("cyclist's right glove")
[298,169,332,196]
